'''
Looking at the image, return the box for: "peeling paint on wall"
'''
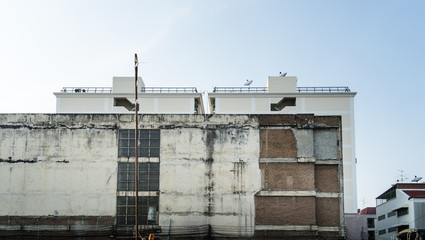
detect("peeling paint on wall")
[0,113,343,238]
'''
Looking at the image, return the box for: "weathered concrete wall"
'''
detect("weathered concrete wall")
[0,114,118,217]
[158,115,261,237]
[313,129,338,160]
[0,113,344,239]
[0,114,262,237]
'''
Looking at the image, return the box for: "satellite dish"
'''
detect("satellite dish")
[244,79,253,86]
[280,72,287,77]
[412,176,423,182]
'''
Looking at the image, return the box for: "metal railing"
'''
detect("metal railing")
[61,86,350,94]
[61,87,112,93]
[141,87,198,93]
[297,86,351,93]
[213,86,351,93]
[213,87,268,93]
[60,87,198,93]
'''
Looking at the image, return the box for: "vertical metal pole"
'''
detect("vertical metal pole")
[134,53,139,240]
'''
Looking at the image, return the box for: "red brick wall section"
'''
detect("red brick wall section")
[260,129,297,158]
[315,165,339,193]
[316,198,340,226]
[258,115,297,126]
[260,163,315,191]
[255,196,316,225]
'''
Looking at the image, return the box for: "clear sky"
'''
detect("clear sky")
[1,0,424,209]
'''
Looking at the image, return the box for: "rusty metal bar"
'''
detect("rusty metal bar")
[134,53,139,240]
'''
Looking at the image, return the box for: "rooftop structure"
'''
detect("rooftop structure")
[54,77,205,114]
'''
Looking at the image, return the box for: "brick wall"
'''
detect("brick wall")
[255,196,316,225]
[260,129,297,158]
[255,114,343,239]
[315,165,339,192]
[316,198,341,226]
[260,162,314,191]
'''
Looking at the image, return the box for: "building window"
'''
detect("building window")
[378,229,386,235]
[118,129,160,157]
[388,227,397,233]
[378,214,385,221]
[116,196,159,226]
[368,231,375,240]
[117,162,159,191]
[397,207,408,217]
[388,211,396,218]
[367,218,375,228]
[397,225,409,232]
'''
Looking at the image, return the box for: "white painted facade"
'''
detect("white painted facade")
[209,76,358,213]
[375,184,425,240]
[54,77,205,114]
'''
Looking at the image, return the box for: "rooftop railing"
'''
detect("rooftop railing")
[297,86,351,92]
[212,87,268,93]
[141,87,198,93]
[61,87,112,93]
[213,86,351,93]
[60,87,198,93]
[61,86,350,94]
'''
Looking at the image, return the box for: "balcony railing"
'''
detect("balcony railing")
[213,86,351,93]
[141,87,198,93]
[61,87,112,93]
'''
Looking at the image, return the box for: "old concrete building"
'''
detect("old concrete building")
[0,113,344,239]
[55,75,357,214]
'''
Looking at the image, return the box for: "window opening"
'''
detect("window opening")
[118,129,160,157]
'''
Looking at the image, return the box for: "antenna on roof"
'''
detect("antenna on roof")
[244,79,253,86]
[397,170,407,183]
[280,72,287,77]
[412,176,423,183]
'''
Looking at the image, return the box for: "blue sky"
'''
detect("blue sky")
[1,0,424,209]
